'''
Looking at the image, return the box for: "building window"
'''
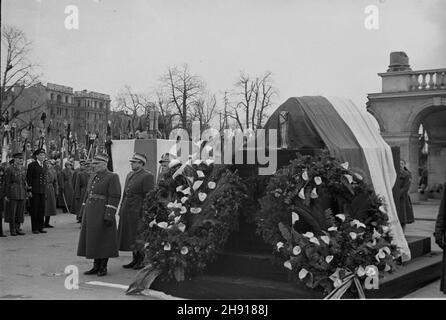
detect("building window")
[51,93,54,100]
[57,95,62,103]
[77,100,80,107]
[65,96,68,103]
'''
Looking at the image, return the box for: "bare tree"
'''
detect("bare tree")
[150,90,176,139]
[161,64,205,134]
[1,25,40,119]
[192,93,218,132]
[229,71,277,130]
[114,85,148,134]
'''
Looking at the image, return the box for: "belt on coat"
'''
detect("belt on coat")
[88,194,106,200]
[124,193,144,199]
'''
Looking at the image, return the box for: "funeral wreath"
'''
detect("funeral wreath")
[255,153,400,298]
[126,158,246,294]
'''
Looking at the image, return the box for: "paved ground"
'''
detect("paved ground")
[0,198,444,299]
[0,211,177,300]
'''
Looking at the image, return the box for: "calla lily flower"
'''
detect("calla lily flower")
[293,246,301,255]
[349,232,357,240]
[276,242,284,250]
[302,170,309,181]
[163,243,171,251]
[298,188,305,200]
[167,202,175,209]
[379,205,386,213]
[372,228,381,239]
[344,174,353,184]
[149,219,156,228]
[198,192,207,202]
[328,226,338,232]
[350,219,366,229]
[335,214,346,222]
[144,242,150,249]
[197,170,205,178]
[181,197,188,204]
[292,212,299,225]
[309,237,320,245]
[157,222,168,229]
[208,181,216,189]
[190,207,202,214]
[303,232,314,239]
[354,173,363,181]
[310,188,318,199]
[168,212,176,219]
[299,268,309,280]
[193,180,203,191]
[176,186,184,192]
[180,206,187,214]
[177,222,186,232]
[384,264,391,272]
[284,260,292,270]
[187,176,195,184]
[174,216,181,224]
[314,176,322,185]
[325,255,334,263]
[182,187,191,195]
[341,162,349,170]
[382,226,390,234]
[181,247,189,255]
[320,236,330,245]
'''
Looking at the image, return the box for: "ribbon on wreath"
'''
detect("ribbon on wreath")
[324,270,366,300]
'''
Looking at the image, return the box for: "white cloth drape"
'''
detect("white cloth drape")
[326,97,411,262]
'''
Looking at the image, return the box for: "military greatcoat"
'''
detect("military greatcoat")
[118,168,154,251]
[435,183,446,294]
[77,170,121,259]
[4,165,27,223]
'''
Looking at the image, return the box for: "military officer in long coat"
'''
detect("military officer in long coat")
[44,159,59,228]
[73,160,90,222]
[118,153,154,270]
[434,181,446,294]
[62,161,74,213]
[5,153,28,236]
[77,153,121,277]
[26,149,48,234]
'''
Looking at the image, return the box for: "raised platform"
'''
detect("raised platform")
[151,236,443,299]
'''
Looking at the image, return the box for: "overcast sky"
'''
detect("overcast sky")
[3,0,446,113]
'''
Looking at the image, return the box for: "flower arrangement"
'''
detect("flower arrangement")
[126,158,246,294]
[256,153,399,298]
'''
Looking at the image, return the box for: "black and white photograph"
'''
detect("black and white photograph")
[1,0,445,305]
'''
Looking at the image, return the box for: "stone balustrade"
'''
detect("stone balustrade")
[379,68,446,93]
[409,69,446,91]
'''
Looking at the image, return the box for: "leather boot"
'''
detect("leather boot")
[9,223,17,236]
[97,258,108,276]
[84,259,101,275]
[123,252,137,269]
[0,220,6,237]
[132,251,145,270]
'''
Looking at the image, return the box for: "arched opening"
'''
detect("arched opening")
[410,105,446,198]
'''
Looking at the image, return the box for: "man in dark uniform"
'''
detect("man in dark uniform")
[77,153,121,277]
[434,180,446,294]
[26,149,47,234]
[73,160,90,222]
[118,153,154,270]
[62,161,74,213]
[4,153,27,236]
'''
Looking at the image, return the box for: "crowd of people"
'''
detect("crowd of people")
[0,149,93,237]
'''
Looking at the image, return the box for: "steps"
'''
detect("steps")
[150,235,443,299]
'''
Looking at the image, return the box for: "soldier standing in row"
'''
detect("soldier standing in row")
[0,165,7,237]
[73,160,90,223]
[44,159,59,228]
[62,161,74,213]
[26,149,47,234]
[4,153,28,236]
[77,153,121,277]
[118,153,154,270]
